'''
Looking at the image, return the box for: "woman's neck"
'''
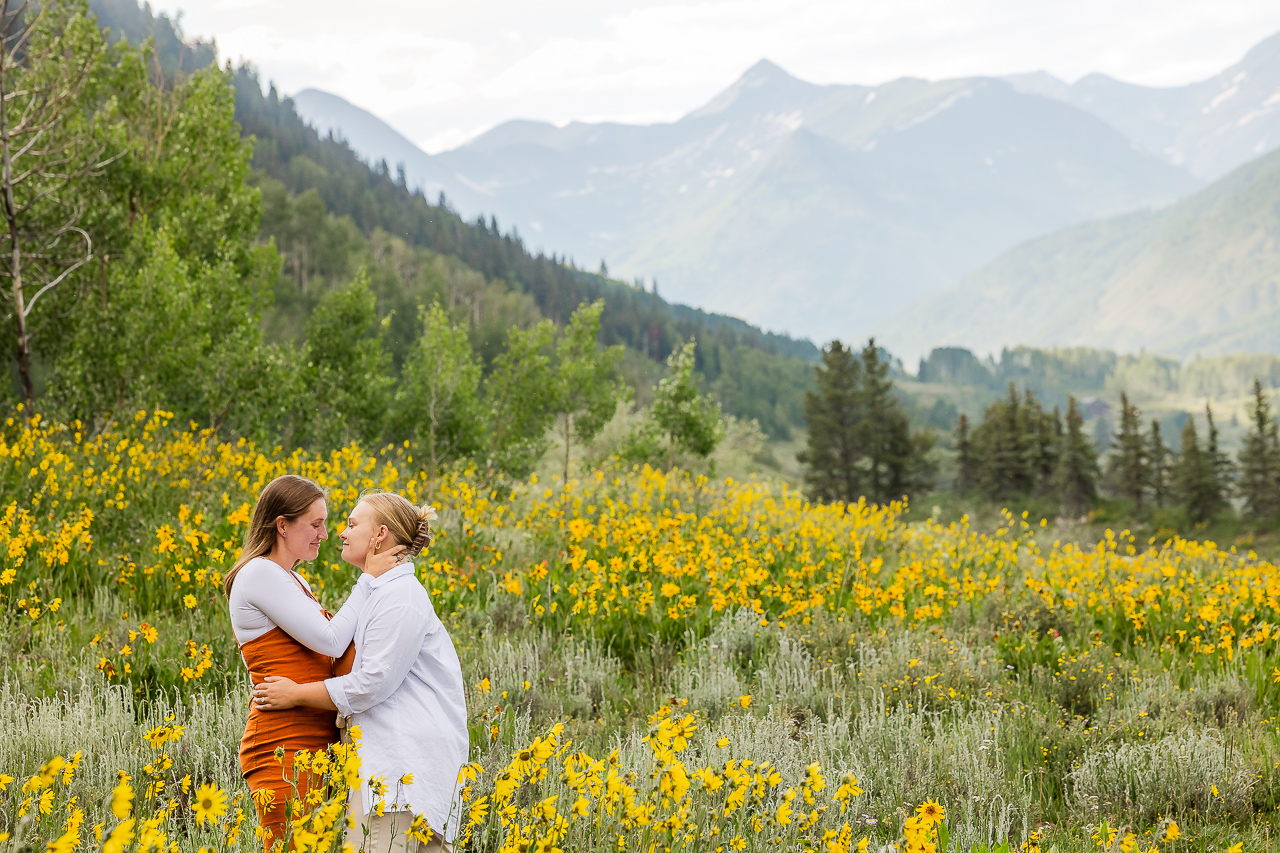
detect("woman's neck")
[263,548,295,572]
[363,560,396,579]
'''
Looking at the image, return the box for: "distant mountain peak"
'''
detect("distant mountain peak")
[741,58,794,86]
[288,88,453,196]
[293,87,339,103]
[685,58,816,120]
[996,29,1280,179]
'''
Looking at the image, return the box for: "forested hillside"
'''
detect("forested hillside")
[68,0,819,444]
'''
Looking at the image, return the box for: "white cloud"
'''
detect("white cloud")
[214,25,475,116]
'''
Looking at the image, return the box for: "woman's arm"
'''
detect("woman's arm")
[254,676,337,711]
[238,562,369,657]
[314,547,406,646]
[325,595,430,716]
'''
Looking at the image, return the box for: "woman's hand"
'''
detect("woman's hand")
[365,541,407,575]
[253,676,339,712]
[254,676,301,710]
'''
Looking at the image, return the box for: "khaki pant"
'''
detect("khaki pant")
[346,783,453,853]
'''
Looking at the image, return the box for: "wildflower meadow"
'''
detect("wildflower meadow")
[0,409,1277,852]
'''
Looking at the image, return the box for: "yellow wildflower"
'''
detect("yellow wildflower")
[192,783,228,826]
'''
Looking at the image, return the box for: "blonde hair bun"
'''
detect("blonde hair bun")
[409,504,437,557]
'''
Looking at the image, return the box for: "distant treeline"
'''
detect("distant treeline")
[950,381,1280,527]
[917,345,1280,410]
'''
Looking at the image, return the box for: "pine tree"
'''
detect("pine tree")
[1147,419,1171,508]
[974,385,1021,498]
[859,339,917,504]
[1174,417,1226,523]
[971,384,1048,500]
[1056,396,1099,516]
[1022,390,1057,492]
[973,393,1004,498]
[954,414,977,493]
[905,429,939,498]
[1237,379,1280,521]
[1011,387,1041,495]
[1107,392,1148,508]
[1204,403,1235,501]
[798,341,864,503]
[800,339,933,504]
[1048,405,1065,481]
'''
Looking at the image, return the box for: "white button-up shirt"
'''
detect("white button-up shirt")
[324,564,469,840]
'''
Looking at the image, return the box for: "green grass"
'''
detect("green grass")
[3,586,1278,851]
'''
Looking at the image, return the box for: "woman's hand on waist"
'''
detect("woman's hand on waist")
[254,675,339,712]
[254,676,302,710]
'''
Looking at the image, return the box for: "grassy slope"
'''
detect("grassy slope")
[881,145,1280,360]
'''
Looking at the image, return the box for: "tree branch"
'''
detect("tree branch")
[21,224,88,317]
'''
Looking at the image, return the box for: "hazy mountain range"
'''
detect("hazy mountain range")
[293,33,1280,357]
[1004,33,1280,181]
[878,141,1280,361]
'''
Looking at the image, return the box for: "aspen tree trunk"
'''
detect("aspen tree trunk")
[0,1,107,413]
[0,2,32,409]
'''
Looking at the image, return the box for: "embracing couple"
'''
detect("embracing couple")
[224,474,467,852]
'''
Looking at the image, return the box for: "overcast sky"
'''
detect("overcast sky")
[155,0,1280,153]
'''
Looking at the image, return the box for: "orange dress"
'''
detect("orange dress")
[239,597,354,851]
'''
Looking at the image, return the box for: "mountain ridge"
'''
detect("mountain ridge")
[1004,33,1280,179]
[877,144,1280,360]
[296,63,1200,342]
[285,31,1280,359]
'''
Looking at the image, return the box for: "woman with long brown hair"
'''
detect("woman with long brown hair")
[253,491,468,853]
[226,474,397,850]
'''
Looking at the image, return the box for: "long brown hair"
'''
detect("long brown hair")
[224,474,327,596]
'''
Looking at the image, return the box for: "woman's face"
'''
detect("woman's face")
[280,497,328,563]
[339,501,386,569]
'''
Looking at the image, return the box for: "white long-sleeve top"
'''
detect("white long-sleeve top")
[228,556,370,656]
[324,563,469,841]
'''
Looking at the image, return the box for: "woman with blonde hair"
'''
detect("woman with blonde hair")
[254,491,468,853]
[227,474,398,850]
